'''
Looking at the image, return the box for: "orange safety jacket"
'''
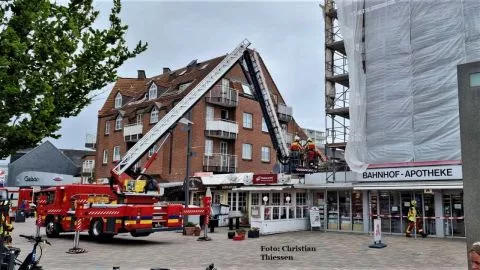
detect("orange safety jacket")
[290,142,302,151]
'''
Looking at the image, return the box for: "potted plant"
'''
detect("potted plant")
[248,227,260,238]
[184,222,196,236]
[236,229,246,237]
[194,224,201,236]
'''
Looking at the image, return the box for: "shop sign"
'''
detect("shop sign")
[16,171,74,186]
[253,174,277,185]
[358,165,462,181]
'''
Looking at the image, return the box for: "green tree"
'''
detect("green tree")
[0,0,147,158]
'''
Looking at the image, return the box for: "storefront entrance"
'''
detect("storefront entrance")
[370,191,436,235]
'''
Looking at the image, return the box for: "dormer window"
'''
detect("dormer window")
[179,82,192,92]
[115,115,123,130]
[200,63,208,70]
[150,107,159,124]
[114,93,122,108]
[149,83,157,100]
[179,69,187,76]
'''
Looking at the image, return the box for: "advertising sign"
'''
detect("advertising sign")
[15,171,75,186]
[309,206,321,229]
[358,165,462,181]
[373,219,382,243]
[253,174,278,185]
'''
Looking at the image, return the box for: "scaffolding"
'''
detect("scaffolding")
[323,0,349,183]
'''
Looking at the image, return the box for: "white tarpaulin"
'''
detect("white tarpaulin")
[337,0,480,172]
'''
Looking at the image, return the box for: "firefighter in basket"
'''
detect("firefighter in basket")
[304,137,319,169]
[406,200,427,238]
[290,135,303,167]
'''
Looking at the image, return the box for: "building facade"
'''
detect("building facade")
[95,51,306,184]
[7,141,95,187]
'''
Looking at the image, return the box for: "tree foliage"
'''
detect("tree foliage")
[0,0,147,158]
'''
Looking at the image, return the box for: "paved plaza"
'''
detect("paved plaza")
[8,219,467,270]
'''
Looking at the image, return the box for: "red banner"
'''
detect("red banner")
[253,174,277,184]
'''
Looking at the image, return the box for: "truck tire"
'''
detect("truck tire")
[45,217,60,238]
[89,219,114,241]
[130,231,151,237]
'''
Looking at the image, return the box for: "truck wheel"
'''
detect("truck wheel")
[130,232,151,237]
[45,219,60,238]
[89,219,114,241]
[88,219,103,240]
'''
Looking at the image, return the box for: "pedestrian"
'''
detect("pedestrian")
[405,200,427,238]
[470,242,480,269]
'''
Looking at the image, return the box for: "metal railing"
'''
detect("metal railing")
[203,153,237,173]
[205,85,239,107]
[205,119,238,139]
[277,104,293,122]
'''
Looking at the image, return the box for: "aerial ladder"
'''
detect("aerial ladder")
[241,49,326,174]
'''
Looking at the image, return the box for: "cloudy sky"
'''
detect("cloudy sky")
[49,0,326,150]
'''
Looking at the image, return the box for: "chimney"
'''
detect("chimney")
[163,67,171,74]
[137,70,146,79]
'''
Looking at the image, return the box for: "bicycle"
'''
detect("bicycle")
[14,234,51,270]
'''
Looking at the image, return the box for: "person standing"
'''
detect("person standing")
[469,242,480,269]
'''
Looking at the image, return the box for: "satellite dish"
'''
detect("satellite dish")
[272,164,280,174]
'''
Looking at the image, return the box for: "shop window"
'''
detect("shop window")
[192,192,200,206]
[339,191,352,231]
[213,192,221,204]
[261,193,270,205]
[251,193,259,206]
[272,193,280,205]
[352,191,363,232]
[327,191,339,230]
[238,192,247,212]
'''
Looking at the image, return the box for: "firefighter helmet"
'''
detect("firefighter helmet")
[411,200,417,207]
[294,135,300,142]
[307,137,313,143]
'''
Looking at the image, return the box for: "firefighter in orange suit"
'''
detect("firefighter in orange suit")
[304,138,318,167]
[290,136,303,166]
[406,200,427,238]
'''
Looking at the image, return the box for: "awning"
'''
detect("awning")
[232,186,290,191]
[159,182,183,188]
[353,181,463,190]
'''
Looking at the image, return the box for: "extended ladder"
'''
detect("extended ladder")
[242,50,290,162]
[112,39,251,175]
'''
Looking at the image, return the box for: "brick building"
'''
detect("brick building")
[94,50,305,183]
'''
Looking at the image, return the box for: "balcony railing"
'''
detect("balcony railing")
[205,85,239,107]
[124,123,143,142]
[203,153,237,173]
[277,104,293,122]
[82,165,94,174]
[205,119,238,140]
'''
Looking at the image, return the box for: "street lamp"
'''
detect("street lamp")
[180,115,194,232]
[286,196,291,204]
[263,196,268,205]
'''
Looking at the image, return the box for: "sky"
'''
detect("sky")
[47,0,326,151]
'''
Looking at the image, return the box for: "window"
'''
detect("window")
[261,146,270,162]
[262,117,268,132]
[149,84,157,100]
[200,63,208,70]
[114,93,122,108]
[470,72,480,87]
[178,69,187,76]
[206,106,214,121]
[136,114,143,124]
[243,113,252,129]
[148,145,157,157]
[179,82,192,92]
[242,143,252,160]
[221,110,228,120]
[150,107,159,123]
[205,139,213,156]
[113,146,120,162]
[102,150,108,164]
[252,193,260,206]
[115,115,122,130]
[241,83,252,95]
[104,121,110,135]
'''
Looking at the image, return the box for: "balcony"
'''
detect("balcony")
[205,85,238,107]
[81,165,94,175]
[205,119,238,140]
[203,153,237,173]
[124,123,143,142]
[277,104,293,122]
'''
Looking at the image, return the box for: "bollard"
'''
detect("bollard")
[67,217,87,254]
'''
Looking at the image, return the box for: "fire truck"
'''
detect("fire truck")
[35,39,325,240]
